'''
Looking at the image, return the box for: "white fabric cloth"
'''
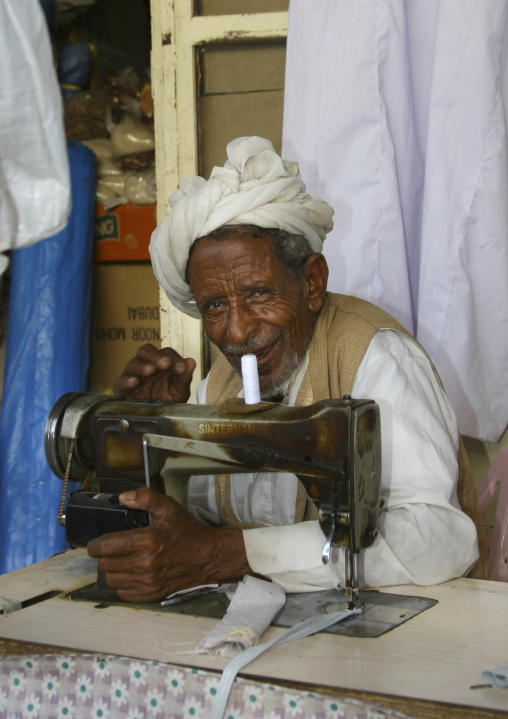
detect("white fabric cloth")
[188,329,479,592]
[149,136,334,318]
[0,0,70,278]
[196,576,286,658]
[482,665,508,689]
[282,0,508,443]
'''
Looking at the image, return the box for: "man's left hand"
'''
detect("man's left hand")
[86,488,252,603]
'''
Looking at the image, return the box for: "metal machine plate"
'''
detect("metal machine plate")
[273,589,437,638]
[66,584,436,639]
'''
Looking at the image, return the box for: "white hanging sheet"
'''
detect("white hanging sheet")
[0,0,70,275]
[282,0,508,442]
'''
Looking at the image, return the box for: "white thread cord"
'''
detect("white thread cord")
[241,354,261,404]
[209,607,361,719]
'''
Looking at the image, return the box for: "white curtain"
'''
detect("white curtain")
[282,0,508,443]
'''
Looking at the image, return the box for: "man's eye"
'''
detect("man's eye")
[206,301,224,312]
[252,289,269,299]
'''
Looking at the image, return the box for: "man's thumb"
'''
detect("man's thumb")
[119,487,173,521]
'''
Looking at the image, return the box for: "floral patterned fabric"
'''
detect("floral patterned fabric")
[0,654,415,719]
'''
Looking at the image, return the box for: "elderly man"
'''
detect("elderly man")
[87,137,487,603]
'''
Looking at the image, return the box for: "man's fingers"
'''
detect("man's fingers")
[98,569,165,603]
[134,343,171,368]
[172,357,196,376]
[168,358,196,397]
[123,375,141,388]
[116,587,164,604]
[113,347,195,402]
[87,490,182,560]
[119,487,180,523]
[87,529,138,559]
[121,354,163,380]
[150,347,194,375]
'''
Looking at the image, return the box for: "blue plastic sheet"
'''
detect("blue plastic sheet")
[0,141,96,574]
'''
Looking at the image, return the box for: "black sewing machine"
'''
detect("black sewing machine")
[45,392,436,637]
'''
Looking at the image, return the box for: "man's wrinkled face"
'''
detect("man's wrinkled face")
[187,234,318,400]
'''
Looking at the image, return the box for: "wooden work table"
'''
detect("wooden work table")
[0,549,507,717]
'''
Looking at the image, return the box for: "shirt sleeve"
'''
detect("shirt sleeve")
[243,329,479,591]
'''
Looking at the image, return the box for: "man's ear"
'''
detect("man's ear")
[303,253,329,313]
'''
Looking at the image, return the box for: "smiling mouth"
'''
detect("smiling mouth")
[252,341,278,365]
[221,333,284,375]
[223,341,279,376]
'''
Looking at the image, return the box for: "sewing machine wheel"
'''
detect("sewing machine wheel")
[45,391,99,482]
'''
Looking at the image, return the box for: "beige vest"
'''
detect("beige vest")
[206,292,488,579]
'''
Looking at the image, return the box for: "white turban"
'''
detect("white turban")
[149,136,334,318]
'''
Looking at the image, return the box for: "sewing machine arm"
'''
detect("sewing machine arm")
[45,392,381,558]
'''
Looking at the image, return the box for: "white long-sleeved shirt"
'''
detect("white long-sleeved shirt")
[188,329,479,592]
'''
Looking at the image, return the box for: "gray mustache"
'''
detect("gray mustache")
[220,333,282,359]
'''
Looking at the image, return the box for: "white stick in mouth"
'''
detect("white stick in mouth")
[241,353,261,404]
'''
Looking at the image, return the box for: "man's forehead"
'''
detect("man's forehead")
[190,232,278,266]
[197,225,275,247]
[187,233,290,296]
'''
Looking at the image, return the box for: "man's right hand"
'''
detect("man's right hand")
[112,343,196,402]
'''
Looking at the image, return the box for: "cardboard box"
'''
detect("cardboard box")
[94,203,157,262]
[199,90,284,178]
[88,263,161,393]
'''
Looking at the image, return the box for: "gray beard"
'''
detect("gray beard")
[258,350,303,401]
[220,328,312,402]
[225,349,304,401]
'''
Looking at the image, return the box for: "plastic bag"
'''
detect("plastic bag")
[96,157,123,177]
[96,181,119,204]
[125,168,156,205]
[0,141,96,575]
[81,138,114,159]
[110,117,155,157]
[0,0,70,261]
[98,172,130,197]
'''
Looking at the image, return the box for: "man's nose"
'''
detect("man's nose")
[226,302,258,345]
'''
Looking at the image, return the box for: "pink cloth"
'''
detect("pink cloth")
[477,448,508,581]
